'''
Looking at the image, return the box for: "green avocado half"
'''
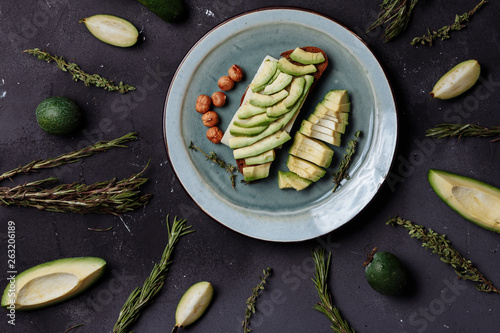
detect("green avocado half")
[428,169,500,232]
[1,257,106,311]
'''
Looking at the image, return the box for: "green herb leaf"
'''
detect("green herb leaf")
[367,0,420,42]
[426,123,500,142]
[189,142,238,189]
[332,131,361,192]
[242,267,272,333]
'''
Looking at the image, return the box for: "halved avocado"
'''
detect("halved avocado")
[428,169,500,232]
[1,257,106,310]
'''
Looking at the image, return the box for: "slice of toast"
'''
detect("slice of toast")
[235,47,328,174]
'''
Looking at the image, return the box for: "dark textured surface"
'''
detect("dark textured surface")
[0,1,499,332]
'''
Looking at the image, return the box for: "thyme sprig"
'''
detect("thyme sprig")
[332,131,361,192]
[387,216,500,294]
[0,164,151,215]
[23,48,135,93]
[367,0,420,42]
[312,248,355,333]
[189,142,238,189]
[426,123,500,142]
[112,216,194,333]
[411,0,487,46]
[242,267,272,333]
[0,132,138,183]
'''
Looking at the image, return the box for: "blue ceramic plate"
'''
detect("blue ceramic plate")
[164,8,397,242]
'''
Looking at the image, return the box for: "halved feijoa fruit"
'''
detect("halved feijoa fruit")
[80,14,138,47]
[430,60,480,100]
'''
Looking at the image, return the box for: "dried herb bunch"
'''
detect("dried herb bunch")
[312,248,355,333]
[332,131,361,192]
[426,123,500,142]
[113,216,194,333]
[387,216,500,294]
[412,0,487,46]
[189,142,238,189]
[367,0,420,42]
[243,267,272,333]
[23,48,135,93]
[0,133,151,215]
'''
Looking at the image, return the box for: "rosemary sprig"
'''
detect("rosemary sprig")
[312,248,355,333]
[23,48,135,93]
[188,142,238,189]
[0,164,151,215]
[242,267,272,333]
[426,123,500,142]
[332,131,361,192]
[411,0,487,46]
[0,132,138,183]
[112,216,194,333]
[367,0,420,42]
[387,216,500,294]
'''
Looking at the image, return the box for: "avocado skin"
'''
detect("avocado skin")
[365,252,407,296]
[36,96,82,135]
[138,0,187,23]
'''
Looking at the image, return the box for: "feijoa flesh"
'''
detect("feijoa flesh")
[365,251,407,295]
[36,97,82,135]
[80,14,138,47]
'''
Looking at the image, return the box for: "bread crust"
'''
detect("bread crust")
[235,47,328,174]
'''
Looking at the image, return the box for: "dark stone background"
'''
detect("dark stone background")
[0,1,498,332]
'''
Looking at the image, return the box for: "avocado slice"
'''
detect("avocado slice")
[287,155,326,182]
[233,130,291,159]
[237,103,267,119]
[229,122,283,149]
[249,90,288,108]
[289,47,326,65]
[249,60,278,92]
[428,169,500,232]
[278,170,312,190]
[233,113,276,128]
[277,57,317,76]
[289,130,334,168]
[1,257,106,310]
[243,162,272,182]
[324,89,349,105]
[244,149,276,166]
[263,72,293,95]
[229,123,268,136]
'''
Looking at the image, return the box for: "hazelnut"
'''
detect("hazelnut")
[195,94,211,114]
[228,65,244,82]
[202,111,219,127]
[211,91,226,107]
[218,76,234,91]
[206,126,223,144]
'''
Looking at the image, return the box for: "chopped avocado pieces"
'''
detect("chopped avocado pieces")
[243,162,272,182]
[320,100,351,113]
[250,90,289,107]
[428,169,500,232]
[230,123,268,136]
[263,72,293,95]
[287,155,326,182]
[249,60,278,92]
[277,57,317,76]
[244,149,276,165]
[234,130,291,159]
[299,123,341,146]
[289,47,326,65]
[289,130,334,168]
[278,170,312,190]
[1,257,106,310]
[324,89,349,105]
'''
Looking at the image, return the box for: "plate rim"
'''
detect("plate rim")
[162,6,398,242]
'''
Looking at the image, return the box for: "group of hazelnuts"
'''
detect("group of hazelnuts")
[195,64,244,144]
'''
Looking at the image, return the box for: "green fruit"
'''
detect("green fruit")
[365,251,407,295]
[138,0,187,23]
[428,169,500,232]
[80,14,139,47]
[1,257,106,310]
[174,281,213,329]
[36,97,82,135]
[430,59,480,100]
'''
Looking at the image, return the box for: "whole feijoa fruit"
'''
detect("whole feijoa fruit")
[36,97,82,135]
[365,251,407,295]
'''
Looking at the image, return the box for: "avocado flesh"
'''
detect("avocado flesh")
[289,47,326,65]
[230,123,268,136]
[287,155,325,182]
[1,257,106,310]
[233,130,291,160]
[263,72,293,95]
[277,57,317,76]
[244,149,275,166]
[243,162,272,182]
[249,90,288,108]
[249,60,277,92]
[429,169,500,232]
[233,113,276,128]
[237,103,266,119]
[324,89,349,105]
[278,170,312,190]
